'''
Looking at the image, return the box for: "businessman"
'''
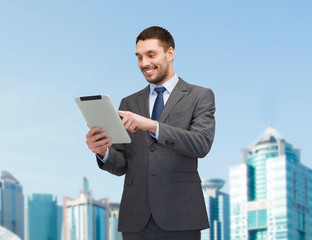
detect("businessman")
[86,26,216,240]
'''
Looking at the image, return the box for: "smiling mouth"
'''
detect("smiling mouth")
[143,67,157,76]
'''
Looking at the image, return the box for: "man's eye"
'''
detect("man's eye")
[138,57,142,61]
[149,55,154,58]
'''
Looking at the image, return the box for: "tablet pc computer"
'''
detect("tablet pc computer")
[75,95,131,144]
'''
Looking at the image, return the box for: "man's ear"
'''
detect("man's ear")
[167,47,175,61]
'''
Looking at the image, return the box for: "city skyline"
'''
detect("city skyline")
[1,0,312,205]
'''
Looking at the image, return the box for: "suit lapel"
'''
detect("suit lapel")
[138,85,150,118]
[159,78,188,122]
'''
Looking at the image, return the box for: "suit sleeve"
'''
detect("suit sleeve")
[157,88,215,158]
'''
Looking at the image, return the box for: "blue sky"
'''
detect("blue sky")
[1,1,311,203]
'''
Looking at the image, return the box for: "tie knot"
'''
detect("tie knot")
[154,86,166,94]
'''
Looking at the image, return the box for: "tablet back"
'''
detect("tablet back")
[75,95,131,144]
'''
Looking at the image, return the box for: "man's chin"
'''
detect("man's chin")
[145,76,156,83]
[144,76,163,85]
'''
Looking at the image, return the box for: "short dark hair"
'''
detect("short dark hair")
[136,26,175,51]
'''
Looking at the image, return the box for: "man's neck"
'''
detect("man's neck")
[155,71,175,86]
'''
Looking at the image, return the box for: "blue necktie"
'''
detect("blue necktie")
[151,86,166,121]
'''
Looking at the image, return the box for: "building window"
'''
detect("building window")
[248,209,267,229]
[304,178,308,204]
[297,212,305,231]
[258,209,267,227]
[248,211,257,228]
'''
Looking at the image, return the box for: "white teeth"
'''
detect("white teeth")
[146,69,153,73]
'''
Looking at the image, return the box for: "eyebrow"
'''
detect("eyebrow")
[135,50,156,56]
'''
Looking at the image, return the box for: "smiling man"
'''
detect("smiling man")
[86,26,216,240]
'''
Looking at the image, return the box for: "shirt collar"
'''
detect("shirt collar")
[149,74,179,95]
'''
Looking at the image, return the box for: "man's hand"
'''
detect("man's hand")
[118,110,157,134]
[86,127,112,158]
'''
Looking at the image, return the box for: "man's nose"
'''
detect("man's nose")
[141,57,150,68]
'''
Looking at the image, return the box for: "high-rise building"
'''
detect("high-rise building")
[108,202,122,240]
[201,178,230,240]
[63,177,108,240]
[230,126,312,240]
[0,171,24,239]
[57,205,63,240]
[27,194,62,240]
[0,225,22,240]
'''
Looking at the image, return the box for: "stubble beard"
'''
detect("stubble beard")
[143,66,169,86]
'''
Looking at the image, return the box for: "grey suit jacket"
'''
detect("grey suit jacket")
[97,78,216,232]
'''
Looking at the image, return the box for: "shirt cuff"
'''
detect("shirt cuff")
[149,121,159,140]
[96,148,110,163]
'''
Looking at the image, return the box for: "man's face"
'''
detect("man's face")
[136,39,174,85]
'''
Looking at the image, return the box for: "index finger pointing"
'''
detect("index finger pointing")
[117,110,126,117]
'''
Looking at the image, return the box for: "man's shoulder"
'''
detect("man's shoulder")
[178,77,213,94]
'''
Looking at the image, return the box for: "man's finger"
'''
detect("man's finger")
[90,131,106,142]
[86,127,101,138]
[93,131,108,142]
[97,134,109,143]
[125,119,133,129]
[117,110,126,117]
[96,143,113,152]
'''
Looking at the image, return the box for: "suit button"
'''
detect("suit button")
[150,145,156,152]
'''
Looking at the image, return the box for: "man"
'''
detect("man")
[86,26,215,240]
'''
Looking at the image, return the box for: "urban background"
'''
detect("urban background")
[1,1,311,240]
[1,126,312,239]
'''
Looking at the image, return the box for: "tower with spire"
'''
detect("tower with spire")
[201,178,230,240]
[229,126,312,240]
[63,177,109,240]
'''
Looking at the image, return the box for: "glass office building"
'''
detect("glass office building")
[27,194,62,240]
[108,203,122,240]
[0,225,22,240]
[201,178,230,240]
[57,205,63,240]
[63,177,108,240]
[230,126,312,240]
[0,171,24,240]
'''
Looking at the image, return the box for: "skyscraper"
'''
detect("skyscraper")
[57,205,63,240]
[230,126,312,240]
[108,202,122,240]
[201,178,230,240]
[63,177,108,240]
[27,194,62,240]
[0,171,24,240]
[0,225,22,240]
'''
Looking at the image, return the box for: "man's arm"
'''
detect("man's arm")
[157,88,215,158]
[118,88,215,158]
